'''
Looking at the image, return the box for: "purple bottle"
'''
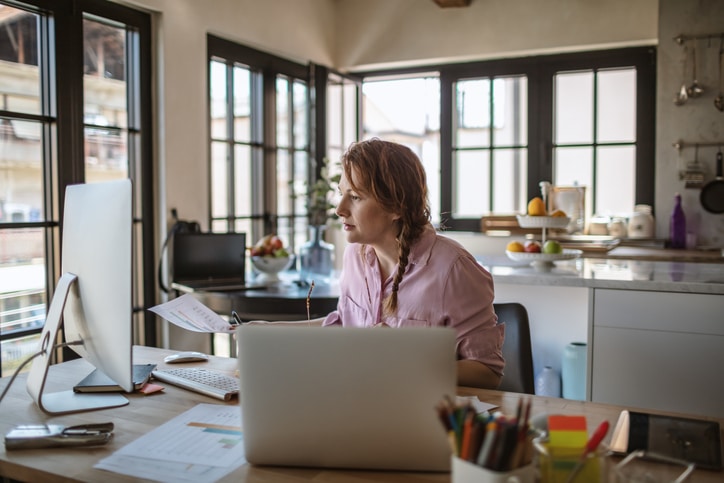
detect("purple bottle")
[670,193,686,249]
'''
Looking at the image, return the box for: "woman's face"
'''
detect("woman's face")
[335,168,399,246]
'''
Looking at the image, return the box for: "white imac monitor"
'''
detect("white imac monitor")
[26,179,133,414]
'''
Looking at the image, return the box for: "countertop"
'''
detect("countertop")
[478,255,724,295]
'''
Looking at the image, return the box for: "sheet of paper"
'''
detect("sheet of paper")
[95,403,246,483]
[149,294,233,333]
[456,395,498,414]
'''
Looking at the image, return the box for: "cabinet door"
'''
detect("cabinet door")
[591,289,724,418]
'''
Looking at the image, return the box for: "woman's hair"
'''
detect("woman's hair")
[340,138,431,315]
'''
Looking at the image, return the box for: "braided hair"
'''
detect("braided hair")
[340,138,431,315]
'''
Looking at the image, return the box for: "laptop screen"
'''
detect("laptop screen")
[172,232,246,283]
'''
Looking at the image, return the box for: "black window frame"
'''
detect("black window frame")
[355,46,656,232]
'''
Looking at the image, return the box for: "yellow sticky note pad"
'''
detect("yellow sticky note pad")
[548,415,587,448]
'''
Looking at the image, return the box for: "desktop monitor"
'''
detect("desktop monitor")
[26,179,133,414]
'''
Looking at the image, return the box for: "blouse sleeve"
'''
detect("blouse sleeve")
[443,254,505,376]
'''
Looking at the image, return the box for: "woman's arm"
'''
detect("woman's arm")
[457,359,501,389]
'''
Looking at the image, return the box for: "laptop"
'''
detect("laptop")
[171,232,263,292]
[236,325,456,472]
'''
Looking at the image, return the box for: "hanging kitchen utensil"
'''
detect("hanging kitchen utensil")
[700,148,724,213]
[687,39,704,98]
[715,36,724,112]
[674,43,689,105]
[680,144,705,189]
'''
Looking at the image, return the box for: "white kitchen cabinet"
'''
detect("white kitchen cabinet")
[591,288,724,418]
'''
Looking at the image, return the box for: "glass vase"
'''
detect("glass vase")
[535,365,561,397]
[299,225,334,284]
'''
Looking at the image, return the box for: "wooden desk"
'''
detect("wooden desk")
[1,346,722,482]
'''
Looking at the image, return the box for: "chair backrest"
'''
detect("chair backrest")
[494,302,535,394]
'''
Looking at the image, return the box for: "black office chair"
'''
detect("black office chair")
[494,302,535,394]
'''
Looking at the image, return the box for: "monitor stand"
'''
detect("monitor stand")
[25,273,129,415]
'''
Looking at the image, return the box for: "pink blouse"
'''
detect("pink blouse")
[323,225,505,376]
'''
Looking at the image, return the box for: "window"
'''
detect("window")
[357,47,655,232]
[207,35,312,252]
[207,38,363,256]
[0,0,154,376]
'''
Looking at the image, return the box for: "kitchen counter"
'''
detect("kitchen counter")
[582,245,724,263]
[478,255,724,295]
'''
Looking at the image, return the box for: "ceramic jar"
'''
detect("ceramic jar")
[628,205,655,239]
[561,342,587,401]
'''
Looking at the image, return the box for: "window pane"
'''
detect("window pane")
[210,60,228,140]
[83,18,127,128]
[276,149,291,216]
[233,65,251,142]
[363,77,439,136]
[0,230,46,375]
[597,145,635,215]
[84,127,128,181]
[454,149,490,216]
[598,68,636,143]
[493,148,528,213]
[327,82,342,147]
[276,76,289,147]
[293,80,307,149]
[554,146,593,222]
[555,71,593,144]
[83,18,129,180]
[343,83,358,147]
[493,76,528,146]
[1,120,44,221]
[211,141,228,218]
[233,144,252,216]
[455,78,491,148]
[0,7,41,116]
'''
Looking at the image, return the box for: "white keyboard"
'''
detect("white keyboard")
[152,368,239,401]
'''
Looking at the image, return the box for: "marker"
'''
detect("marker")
[564,420,610,483]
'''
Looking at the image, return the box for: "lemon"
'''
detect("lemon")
[527,197,546,216]
[506,241,525,252]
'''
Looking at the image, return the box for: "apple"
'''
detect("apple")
[524,240,541,253]
[251,234,288,257]
[543,240,563,254]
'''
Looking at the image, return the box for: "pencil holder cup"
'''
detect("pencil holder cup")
[535,441,610,483]
[452,456,535,483]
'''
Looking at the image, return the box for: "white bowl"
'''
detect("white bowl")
[516,214,571,229]
[251,255,293,283]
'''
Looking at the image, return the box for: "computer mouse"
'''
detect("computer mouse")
[164,351,209,363]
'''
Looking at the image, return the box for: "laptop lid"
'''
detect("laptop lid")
[172,232,246,284]
[237,325,456,472]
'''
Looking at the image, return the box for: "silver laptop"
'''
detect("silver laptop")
[236,325,456,472]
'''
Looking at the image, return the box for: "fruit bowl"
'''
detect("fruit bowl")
[251,255,294,284]
[516,215,570,229]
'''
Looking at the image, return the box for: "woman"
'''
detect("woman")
[322,138,504,389]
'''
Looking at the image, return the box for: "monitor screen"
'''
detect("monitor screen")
[26,179,133,414]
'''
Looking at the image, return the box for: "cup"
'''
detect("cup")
[451,456,535,483]
[535,441,610,483]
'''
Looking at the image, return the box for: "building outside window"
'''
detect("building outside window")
[0,0,153,377]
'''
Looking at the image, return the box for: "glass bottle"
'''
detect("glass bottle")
[670,193,686,249]
[299,225,335,284]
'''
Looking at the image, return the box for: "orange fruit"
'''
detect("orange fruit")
[506,241,525,252]
[527,197,547,216]
[551,209,567,217]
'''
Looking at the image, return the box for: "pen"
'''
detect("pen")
[230,310,242,326]
[564,420,610,483]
